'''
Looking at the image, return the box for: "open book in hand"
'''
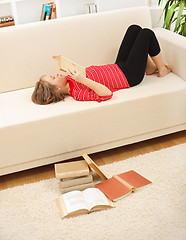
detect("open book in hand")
[56,188,114,219]
[95,170,152,202]
[53,55,86,76]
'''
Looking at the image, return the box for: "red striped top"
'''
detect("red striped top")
[66,64,130,102]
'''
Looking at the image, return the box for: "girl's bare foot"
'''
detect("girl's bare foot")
[146,63,158,75]
[158,65,172,77]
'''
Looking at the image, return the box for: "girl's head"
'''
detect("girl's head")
[32,74,68,105]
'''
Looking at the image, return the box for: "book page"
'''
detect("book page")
[62,190,88,213]
[61,56,86,76]
[53,55,86,76]
[83,188,111,210]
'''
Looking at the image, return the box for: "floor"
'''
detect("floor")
[0,130,185,191]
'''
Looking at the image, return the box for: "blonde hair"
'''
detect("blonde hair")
[31,76,65,105]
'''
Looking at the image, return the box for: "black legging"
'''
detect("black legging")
[115,25,161,87]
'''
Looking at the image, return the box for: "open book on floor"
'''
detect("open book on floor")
[95,170,152,201]
[81,153,152,202]
[53,55,86,76]
[56,188,114,219]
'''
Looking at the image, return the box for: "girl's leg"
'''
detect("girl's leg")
[151,53,171,77]
[122,28,170,87]
[115,24,142,63]
[146,55,158,75]
[146,53,171,77]
[115,24,159,76]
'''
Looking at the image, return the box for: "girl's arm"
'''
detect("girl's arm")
[67,70,112,97]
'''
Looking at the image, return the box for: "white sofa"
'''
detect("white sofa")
[0,7,186,176]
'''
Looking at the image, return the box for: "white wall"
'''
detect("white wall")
[0,3,12,17]
[98,0,146,12]
[0,0,163,27]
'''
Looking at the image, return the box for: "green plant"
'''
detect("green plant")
[158,0,186,36]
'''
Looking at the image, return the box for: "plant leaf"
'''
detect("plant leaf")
[158,0,162,6]
[183,21,186,37]
[164,2,180,29]
[164,0,174,22]
[174,1,185,32]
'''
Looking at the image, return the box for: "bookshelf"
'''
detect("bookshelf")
[0,0,160,27]
[0,0,22,25]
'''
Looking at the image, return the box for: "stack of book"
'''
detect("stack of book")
[0,16,15,28]
[40,2,57,21]
[55,160,94,194]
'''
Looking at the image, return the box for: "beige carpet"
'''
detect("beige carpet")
[0,144,186,240]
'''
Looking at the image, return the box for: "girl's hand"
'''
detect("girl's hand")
[67,69,85,84]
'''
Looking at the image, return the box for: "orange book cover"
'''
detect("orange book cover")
[95,177,131,201]
[117,170,152,189]
[95,170,152,201]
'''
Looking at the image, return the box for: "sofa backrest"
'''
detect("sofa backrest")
[0,6,152,93]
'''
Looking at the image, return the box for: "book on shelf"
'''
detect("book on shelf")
[53,55,86,76]
[0,15,15,28]
[44,4,51,20]
[60,175,93,188]
[95,170,152,201]
[40,2,57,21]
[56,187,114,219]
[55,160,90,179]
[50,3,56,19]
[60,182,95,194]
[40,4,45,20]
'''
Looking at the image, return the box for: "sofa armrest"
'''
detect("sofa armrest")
[153,27,186,81]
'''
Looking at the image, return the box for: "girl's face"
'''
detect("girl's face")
[43,74,68,91]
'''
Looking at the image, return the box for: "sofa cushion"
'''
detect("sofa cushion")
[0,6,152,93]
[0,73,186,170]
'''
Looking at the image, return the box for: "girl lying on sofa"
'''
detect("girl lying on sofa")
[32,24,171,105]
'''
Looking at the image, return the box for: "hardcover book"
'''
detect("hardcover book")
[81,152,108,180]
[55,160,90,179]
[53,55,86,76]
[50,3,56,19]
[95,170,152,201]
[44,4,51,20]
[40,2,56,21]
[60,175,93,188]
[60,182,95,194]
[40,4,45,20]
[56,188,114,219]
